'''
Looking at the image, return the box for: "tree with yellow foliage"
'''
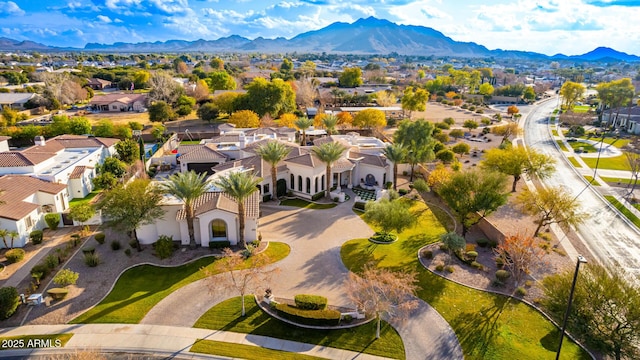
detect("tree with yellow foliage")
[336,111,353,129]
[278,113,297,128]
[229,110,260,128]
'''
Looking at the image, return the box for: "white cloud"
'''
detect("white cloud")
[0,1,25,16]
[97,15,112,23]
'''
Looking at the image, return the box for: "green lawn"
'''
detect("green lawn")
[179,140,202,145]
[191,339,329,360]
[70,242,290,324]
[0,334,73,349]
[551,129,559,137]
[556,141,568,152]
[340,199,590,360]
[600,177,637,185]
[582,176,600,186]
[68,191,101,207]
[279,198,337,209]
[567,157,582,168]
[581,155,632,171]
[194,296,405,359]
[604,196,640,228]
[568,141,598,153]
[579,137,630,148]
[571,105,591,113]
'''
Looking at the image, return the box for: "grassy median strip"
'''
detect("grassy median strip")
[582,176,600,186]
[70,242,290,324]
[567,157,582,168]
[280,199,337,209]
[340,199,590,360]
[0,334,73,350]
[556,140,568,152]
[191,339,329,360]
[194,296,405,360]
[581,155,631,171]
[604,195,640,228]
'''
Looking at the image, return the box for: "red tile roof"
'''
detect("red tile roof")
[0,175,67,220]
[175,191,259,220]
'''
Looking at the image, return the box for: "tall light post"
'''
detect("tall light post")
[555,255,587,360]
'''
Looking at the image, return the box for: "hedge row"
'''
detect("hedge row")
[274,303,341,326]
[294,294,327,310]
[209,240,231,249]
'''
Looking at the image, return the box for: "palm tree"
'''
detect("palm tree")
[8,230,18,248]
[294,116,314,146]
[383,144,407,191]
[322,114,339,135]
[312,142,347,198]
[0,229,7,249]
[160,171,210,249]
[255,141,290,201]
[214,171,262,249]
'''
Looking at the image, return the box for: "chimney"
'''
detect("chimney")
[34,136,46,146]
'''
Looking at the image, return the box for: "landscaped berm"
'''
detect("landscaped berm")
[341,197,590,360]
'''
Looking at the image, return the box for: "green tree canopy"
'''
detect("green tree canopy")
[393,119,436,181]
[239,77,296,118]
[481,147,556,192]
[338,67,363,88]
[149,101,177,123]
[401,87,429,116]
[115,138,139,164]
[364,197,417,236]
[207,71,236,91]
[68,117,91,135]
[197,102,220,123]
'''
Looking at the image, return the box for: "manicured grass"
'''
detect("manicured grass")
[604,196,640,228]
[600,177,636,185]
[581,155,632,171]
[68,191,101,207]
[556,141,568,152]
[0,334,73,349]
[567,157,582,168]
[191,339,328,360]
[551,129,559,137]
[179,140,202,145]
[194,296,405,360]
[571,105,591,113]
[70,242,290,324]
[582,176,600,186]
[568,141,597,153]
[579,136,630,148]
[340,199,590,360]
[279,198,337,209]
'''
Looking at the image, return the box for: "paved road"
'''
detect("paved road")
[523,98,640,278]
[142,192,463,360]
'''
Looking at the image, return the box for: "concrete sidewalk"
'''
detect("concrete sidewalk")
[0,324,392,359]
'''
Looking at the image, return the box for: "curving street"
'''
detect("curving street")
[522,99,640,278]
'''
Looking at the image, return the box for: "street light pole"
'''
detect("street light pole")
[555,255,587,360]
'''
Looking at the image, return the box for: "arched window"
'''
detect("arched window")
[321,175,325,190]
[315,177,318,193]
[306,177,311,193]
[210,219,227,240]
[298,176,302,191]
[290,174,294,189]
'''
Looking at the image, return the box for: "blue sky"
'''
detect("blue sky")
[0,0,637,55]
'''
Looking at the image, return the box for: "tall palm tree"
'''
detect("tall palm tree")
[383,144,407,191]
[214,171,262,249]
[294,116,314,146]
[255,141,290,201]
[322,114,339,135]
[0,229,7,249]
[312,142,347,198]
[160,171,210,249]
[8,230,18,248]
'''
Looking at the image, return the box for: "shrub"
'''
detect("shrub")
[128,239,138,249]
[30,230,43,245]
[471,261,483,270]
[495,269,511,282]
[439,243,448,251]
[538,232,552,241]
[84,252,100,267]
[5,249,25,264]
[398,189,408,196]
[515,287,527,296]
[445,265,455,273]
[495,257,505,268]
[262,194,271,202]
[311,192,325,201]
[124,248,132,257]
[353,202,366,211]
[443,117,455,125]
[82,246,95,255]
[53,268,79,287]
[525,280,534,287]
[435,263,445,271]
[295,294,328,310]
[44,213,61,230]
[94,232,106,245]
[274,303,341,326]
[154,235,175,260]
[111,240,121,251]
[488,239,499,248]
[466,251,478,261]
[0,287,19,319]
[70,234,81,247]
[476,238,489,248]
[342,314,353,323]
[209,240,231,249]
[465,243,476,252]
[45,254,59,269]
[421,249,433,259]
[370,232,395,243]
[31,263,50,280]
[47,287,69,301]
[435,122,450,130]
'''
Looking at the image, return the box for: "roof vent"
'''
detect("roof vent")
[34,136,46,146]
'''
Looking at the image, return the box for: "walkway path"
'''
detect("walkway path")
[142,191,463,359]
[0,323,390,360]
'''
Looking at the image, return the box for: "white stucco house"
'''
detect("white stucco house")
[0,175,69,248]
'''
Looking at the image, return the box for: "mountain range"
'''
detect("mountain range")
[1,17,638,62]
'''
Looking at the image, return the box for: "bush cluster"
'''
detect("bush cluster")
[5,249,25,263]
[294,294,328,310]
[311,192,325,201]
[154,235,175,260]
[84,252,100,267]
[30,230,43,245]
[44,213,61,230]
[94,233,106,245]
[353,202,366,211]
[370,232,395,243]
[476,238,489,248]
[45,254,59,269]
[274,303,341,326]
[53,268,79,287]
[421,249,433,259]
[0,287,19,319]
[111,240,121,251]
[495,269,511,282]
[209,240,231,249]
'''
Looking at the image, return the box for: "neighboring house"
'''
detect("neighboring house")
[0,135,118,199]
[602,106,640,135]
[137,181,260,248]
[0,93,40,109]
[0,175,69,248]
[176,144,228,175]
[0,136,10,152]
[86,78,112,90]
[89,93,147,112]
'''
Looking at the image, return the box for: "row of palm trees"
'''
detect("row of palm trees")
[160,139,349,250]
[0,229,20,249]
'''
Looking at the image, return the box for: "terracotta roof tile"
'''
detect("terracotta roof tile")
[0,175,67,220]
[175,191,259,220]
[177,144,228,162]
[69,166,86,179]
[350,151,388,167]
